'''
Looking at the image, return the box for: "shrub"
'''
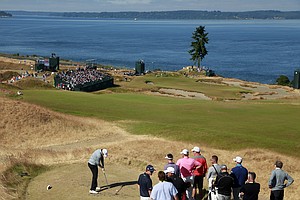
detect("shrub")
[276,75,290,86]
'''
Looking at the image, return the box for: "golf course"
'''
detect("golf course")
[0,56,299,199]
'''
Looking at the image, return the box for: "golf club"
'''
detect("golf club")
[102,169,109,187]
[114,185,124,195]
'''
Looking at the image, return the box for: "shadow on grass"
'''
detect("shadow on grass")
[99,180,137,192]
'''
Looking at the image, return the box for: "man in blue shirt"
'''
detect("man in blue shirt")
[138,165,155,200]
[231,156,248,200]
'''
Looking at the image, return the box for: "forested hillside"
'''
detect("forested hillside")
[57,10,300,20]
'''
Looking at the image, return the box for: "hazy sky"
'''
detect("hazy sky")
[1,0,300,12]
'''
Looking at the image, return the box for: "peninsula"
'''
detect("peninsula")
[0,11,12,17]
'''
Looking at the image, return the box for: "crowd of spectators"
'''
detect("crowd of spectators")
[9,71,38,83]
[55,67,108,91]
[138,148,294,200]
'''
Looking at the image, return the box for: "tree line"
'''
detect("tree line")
[56,10,300,20]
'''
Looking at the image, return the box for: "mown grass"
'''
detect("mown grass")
[117,74,248,100]
[21,89,300,157]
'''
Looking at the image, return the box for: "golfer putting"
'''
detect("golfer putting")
[88,148,108,194]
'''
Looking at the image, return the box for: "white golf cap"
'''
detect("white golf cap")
[233,156,242,163]
[191,146,201,153]
[165,153,173,160]
[164,167,175,174]
[102,149,108,158]
[180,149,189,155]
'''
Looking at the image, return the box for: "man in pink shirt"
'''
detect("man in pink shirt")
[176,149,201,200]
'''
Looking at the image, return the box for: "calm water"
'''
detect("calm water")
[1,15,300,84]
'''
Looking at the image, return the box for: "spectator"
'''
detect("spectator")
[176,149,201,200]
[191,146,208,199]
[231,156,248,200]
[240,172,260,200]
[268,161,294,200]
[55,68,109,91]
[138,165,155,200]
[215,164,234,200]
[165,167,186,200]
[206,155,221,200]
[164,153,180,176]
[150,171,178,200]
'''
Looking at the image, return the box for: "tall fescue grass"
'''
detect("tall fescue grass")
[0,96,130,198]
[1,156,48,199]
[14,78,54,90]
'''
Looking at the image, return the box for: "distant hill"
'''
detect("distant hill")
[56,10,300,20]
[7,10,52,16]
[7,10,300,20]
[0,11,12,17]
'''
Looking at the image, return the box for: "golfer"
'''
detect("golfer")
[88,148,108,194]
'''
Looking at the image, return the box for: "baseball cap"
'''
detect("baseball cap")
[180,149,189,155]
[146,165,155,173]
[102,149,108,158]
[191,146,201,153]
[164,167,175,174]
[220,164,227,169]
[233,156,242,163]
[165,153,173,160]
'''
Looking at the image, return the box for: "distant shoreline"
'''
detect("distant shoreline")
[6,10,300,20]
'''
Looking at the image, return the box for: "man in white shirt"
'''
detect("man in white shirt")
[206,155,221,200]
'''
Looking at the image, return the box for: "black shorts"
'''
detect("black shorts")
[193,175,204,189]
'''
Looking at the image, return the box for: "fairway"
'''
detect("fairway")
[117,74,248,100]
[21,89,300,157]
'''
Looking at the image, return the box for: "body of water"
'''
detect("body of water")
[1,15,300,84]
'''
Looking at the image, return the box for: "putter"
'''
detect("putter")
[114,185,124,195]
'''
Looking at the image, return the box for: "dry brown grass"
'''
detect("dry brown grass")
[0,95,299,199]
[0,61,30,71]
[0,56,33,72]
[253,91,278,96]
[240,83,258,88]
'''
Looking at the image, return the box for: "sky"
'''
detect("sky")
[1,0,300,12]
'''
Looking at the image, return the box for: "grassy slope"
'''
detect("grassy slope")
[21,89,300,157]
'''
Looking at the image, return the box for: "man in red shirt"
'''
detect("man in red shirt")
[191,146,208,199]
